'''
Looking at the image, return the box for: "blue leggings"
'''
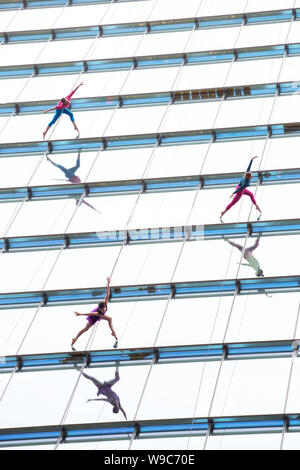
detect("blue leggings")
[48,108,75,127]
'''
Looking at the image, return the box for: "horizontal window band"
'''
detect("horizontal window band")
[1,8,299,43]
[0,0,145,11]
[1,339,299,373]
[0,413,299,446]
[0,275,299,309]
[1,122,300,157]
[0,167,298,203]
[0,218,299,253]
[1,42,300,79]
[1,80,300,116]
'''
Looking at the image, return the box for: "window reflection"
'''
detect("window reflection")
[223,235,264,277]
[77,363,127,420]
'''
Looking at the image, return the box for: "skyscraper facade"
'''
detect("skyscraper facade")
[0,0,300,450]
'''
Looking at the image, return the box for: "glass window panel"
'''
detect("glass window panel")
[117,67,180,95]
[246,0,295,12]
[146,144,210,179]
[226,292,299,342]
[4,7,64,31]
[0,202,25,237]
[132,30,191,57]
[259,137,300,170]
[110,242,183,286]
[257,183,300,220]
[28,151,97,186]
[0,11,17,31]
[285,20,300,44]
[104,106,168,136]
[0,77,31,102]
[0,109,115,142]
[269,94,300,123]
[227,58,284,87]
[86,148,154,182]
[208,358,290,416]
[187,28,240,54]
[128,191,196,228]
[96,1,154,25]
[65,364,150,424]
[213,97,275,129]
[0,366,148,427]
[282,434,300,450]
[236,22,290,49]
[280,57,300,82]
[0,307,38,356]
[149,0,204,21]
[0,194,137,236]
[229,234,300,278]
[59,440,131,450]
[0,41,46,66]
[156,297,233,346]
[136,361,220,420]
[15,299,168,354]
[202,140,266,174]
[0,250,59,292]
[172,239,237,282]
[187,187,252,226]
[0,155,42,188]
[175,62,232,91]
[44,246,120,290]
[0,369,78,427]
[16,71,128,103]
[205,433,282,450]
[132,437,192,450]
[160,101,220,133]
[51,4,118,29]
[37,38,96,63]
[284,359,300,414]
[87,35,149,61]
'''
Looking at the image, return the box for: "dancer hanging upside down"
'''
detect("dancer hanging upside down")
[71,277,118,350]
[223,235,264,277]
[46,153,101,214]
[220,156,262,222]
[80,363,127,419]
[42,81,83,139]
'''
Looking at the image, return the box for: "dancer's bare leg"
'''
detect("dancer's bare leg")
[43,125,50,140]
[71,322,92,348]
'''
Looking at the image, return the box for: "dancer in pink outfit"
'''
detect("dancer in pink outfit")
[42,82,83,139]
[220,156,262,222]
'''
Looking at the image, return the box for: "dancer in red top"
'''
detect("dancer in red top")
[42,82,83,139]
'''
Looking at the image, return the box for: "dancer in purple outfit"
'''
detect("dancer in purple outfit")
[71,277,118,349]
[220,156,262,222]
[80,363,127,419]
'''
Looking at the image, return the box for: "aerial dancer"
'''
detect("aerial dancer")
[46,153,101,214]
[79,363,127,419]
[42,81,83,139]
[71,277,118,350]
[220,156,262,222]
[223,235,264,277]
